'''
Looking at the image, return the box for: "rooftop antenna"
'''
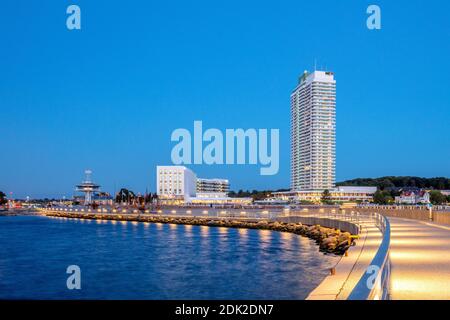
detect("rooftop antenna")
[314,59,317,71]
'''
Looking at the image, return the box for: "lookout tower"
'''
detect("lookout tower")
[76,170,100,205]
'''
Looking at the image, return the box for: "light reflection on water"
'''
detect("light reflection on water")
[0,216,339,299]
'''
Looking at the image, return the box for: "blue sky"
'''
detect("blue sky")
[1,0,449,198]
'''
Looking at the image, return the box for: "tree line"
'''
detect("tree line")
[0,191,7,205]
[337,176,450,190]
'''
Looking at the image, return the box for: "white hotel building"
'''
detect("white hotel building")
[156,166,197,203]
[156,166,251,205]
[270,70,376,203]
[291,70,336,191]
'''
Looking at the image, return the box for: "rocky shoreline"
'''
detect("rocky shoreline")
[44,211,355,255]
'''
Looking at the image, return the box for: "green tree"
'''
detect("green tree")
[0,191,7,205]
[429,191,446,205]
[373,190,393,204]
[321,189,333,204]
[447,195,450,204]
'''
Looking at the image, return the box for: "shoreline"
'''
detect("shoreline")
[42,211,355,255]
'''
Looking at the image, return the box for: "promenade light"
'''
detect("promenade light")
[112,209,117,213]
[202,210,208,214]
[133,210,138,213]
[157,210,162,214]
[122,209,127,213]
[186,210,192,214]
[97,209,101,213]
[171,210,176,214]
[145,210,150,213]
[81,209,84,212]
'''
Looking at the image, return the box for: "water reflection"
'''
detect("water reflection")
[0,216,340,300]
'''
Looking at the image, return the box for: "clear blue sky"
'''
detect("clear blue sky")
[1,0,449,199]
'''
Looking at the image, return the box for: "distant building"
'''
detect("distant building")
[73,192,113,206]
[272,186,377,203]
[395,190,430,204]
[191,192,252,205]
[197,178,230,193]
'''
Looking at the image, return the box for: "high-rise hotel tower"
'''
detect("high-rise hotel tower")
[290,70,336,191]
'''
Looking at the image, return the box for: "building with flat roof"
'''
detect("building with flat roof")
[156,166,197,204]
[156,166,250,205]
[291,70,336,191]
[272,186,377,204]
[197,178,230,193]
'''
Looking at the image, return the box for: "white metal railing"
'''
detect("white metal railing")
[348,212,391,300]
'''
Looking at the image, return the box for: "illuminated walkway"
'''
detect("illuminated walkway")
[389,217,450,300]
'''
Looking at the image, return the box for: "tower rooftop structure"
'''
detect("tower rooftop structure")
[76,170,100,205]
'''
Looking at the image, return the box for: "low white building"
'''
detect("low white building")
[197,178,230,193]
[190,192,252,205]
[272,186,377,203]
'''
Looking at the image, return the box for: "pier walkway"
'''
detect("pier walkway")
[388,217,450,299]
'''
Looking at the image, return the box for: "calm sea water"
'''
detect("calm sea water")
[0,215,339,299]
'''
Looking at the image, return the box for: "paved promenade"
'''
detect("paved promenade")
[389,217,450,299]
[307,216,382,300]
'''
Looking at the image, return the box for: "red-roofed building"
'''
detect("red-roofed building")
[395,190,430,204]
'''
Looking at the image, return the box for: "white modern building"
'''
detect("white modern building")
[156,166,197,204]
[156,166,251,205]
[291,70,336,191]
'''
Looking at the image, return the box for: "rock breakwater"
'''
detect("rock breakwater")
[44,211,355,255]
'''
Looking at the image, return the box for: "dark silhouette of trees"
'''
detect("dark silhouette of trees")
[115,188,136,204]
[337,176,450,190]
[0,191,7,205]
[321,189,333,204]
